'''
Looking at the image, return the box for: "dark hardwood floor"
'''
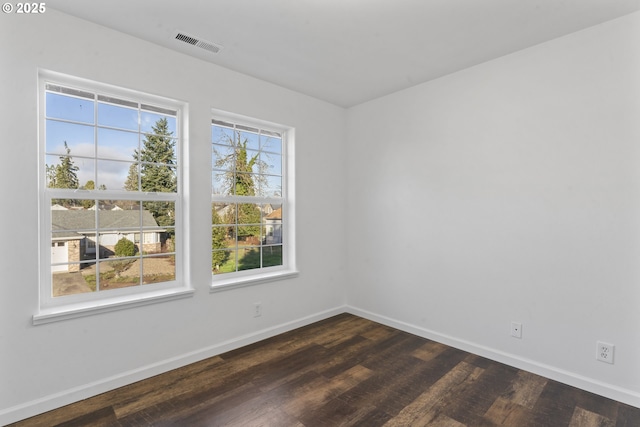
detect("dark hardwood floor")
[11,313,640,426]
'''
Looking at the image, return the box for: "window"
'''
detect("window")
[211,113,296,289]
[37,71,191,323]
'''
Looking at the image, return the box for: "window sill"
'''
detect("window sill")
[210,270,299,293]
[33,287,195,325]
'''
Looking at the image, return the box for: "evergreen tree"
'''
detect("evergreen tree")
[120,164,139,210]
[134,118,176,226]
[47,142,80,207]
[48,142,79,190]
[123,163,138,192]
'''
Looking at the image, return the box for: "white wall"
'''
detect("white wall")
[0,10,348,424]
[346,11,640,406]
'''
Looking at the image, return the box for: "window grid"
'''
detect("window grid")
[41,77,182,306]
[212,117,286,277]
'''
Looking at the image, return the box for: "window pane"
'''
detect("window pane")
[262,151,282,176]
[262,175,282,198]
[238,246,261,271]
[237,203,261,235]
[45,120,94,156]
[263,205,283,245]
[212,125,235,145]
[97,159,134,191]
[98,102,139,131]
[239,129,260,151]
[262,245,283,268]
[139,164,177,193]
[261,133,282,154]
[98,207,141,231]
[212,170,230,195]
[52,263,95,297]
[46,151,96,191]
[142,201,175,227]
[214,249,237,274]
[46,92,95,124]
[212,249,230,273]
[97,258,141,291]
[139,136,178,166]
[212,144,235,170]
[234,173,257,196]
[212,202,232,222]
[142,255,175,284]
[51,202,95,229]
[76,157,96,191]
[97,128,139,161]
[98,232,123,258]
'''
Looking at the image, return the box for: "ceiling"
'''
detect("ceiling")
[48,0,640,107]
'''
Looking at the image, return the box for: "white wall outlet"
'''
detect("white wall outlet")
[596,341,614,364]
[510,322,522,339]
[253,302,262,318]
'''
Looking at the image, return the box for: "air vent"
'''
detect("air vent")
[175,32,222,54]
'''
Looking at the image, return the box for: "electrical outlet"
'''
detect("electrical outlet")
[596,341,614,364]
[253,302,262,318]
[510,322,522,339]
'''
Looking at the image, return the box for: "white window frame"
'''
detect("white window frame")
[35,70,193,325]
[210,109,297,292]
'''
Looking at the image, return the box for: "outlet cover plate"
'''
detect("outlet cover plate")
[596,341,614,364]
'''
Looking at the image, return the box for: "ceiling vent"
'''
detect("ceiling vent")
[175,32,223,54]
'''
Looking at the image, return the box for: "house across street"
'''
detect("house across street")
[51,207,167,273]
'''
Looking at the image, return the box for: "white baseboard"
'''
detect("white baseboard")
[0,305,347,426]
[345,305,640,409]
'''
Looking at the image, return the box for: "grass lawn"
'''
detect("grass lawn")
[214,245,282,274]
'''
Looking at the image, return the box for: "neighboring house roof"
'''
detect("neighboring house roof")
[265,207,282,221]
[52,210,164,235]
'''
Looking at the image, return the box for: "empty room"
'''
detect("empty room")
[1,1,640,425]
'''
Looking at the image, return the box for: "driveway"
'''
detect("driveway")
[52,272,92,297]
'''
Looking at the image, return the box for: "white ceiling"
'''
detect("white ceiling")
[48,0,640,107]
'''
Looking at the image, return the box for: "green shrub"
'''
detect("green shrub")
[114,237,136,257]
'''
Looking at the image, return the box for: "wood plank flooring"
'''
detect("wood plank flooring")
[10,313,640,426]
